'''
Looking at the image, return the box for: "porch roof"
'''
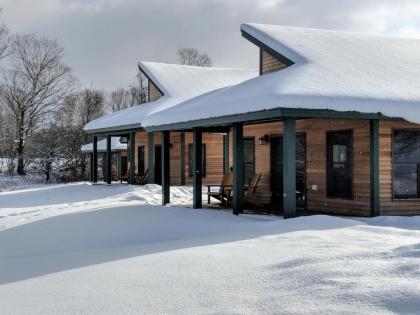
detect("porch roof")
[84,62,257,134]
[142,23,420,131]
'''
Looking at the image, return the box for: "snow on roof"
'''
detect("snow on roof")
[81,138,127,153]
[84,62,257,132]
[142,23,420,127]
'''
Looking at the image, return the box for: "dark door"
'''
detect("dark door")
[327,131,353,198]
[138,146,145,176]
[270,134,306,210]
[121,156,128,176]
[154,145,162,185]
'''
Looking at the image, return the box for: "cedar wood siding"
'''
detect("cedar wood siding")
[261,49,289,74]
[134,131,224,186]
[149,81,162,102]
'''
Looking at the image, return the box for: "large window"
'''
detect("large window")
[244,137,255,185]
[393,130,420,199]
[188,144,206,177]
[137,145,145,175]
[327,130,353,198]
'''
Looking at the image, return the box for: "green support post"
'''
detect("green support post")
[93,136,98,183]
[180,132,186,185]
[147,132,155,184]
[283,118,296,218]
[232,123,244,215]
[223,133,230,173]
[161,131,170,205]
[193,128,202,209]
[106,135,112,184]
[370,119,380,216]
[129,132,136,185]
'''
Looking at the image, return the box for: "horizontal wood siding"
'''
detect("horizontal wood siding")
[149,81,162,102]
[134,131,224,187]
[231,119,372,215]
[261,49,288,75]
[379,120,420,215]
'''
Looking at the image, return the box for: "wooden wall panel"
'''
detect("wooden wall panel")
[149,81,162,102]
[261,49,288,74]
[379,120,420,215]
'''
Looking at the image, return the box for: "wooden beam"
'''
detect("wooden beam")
[106,135,112,184]
[161,131,170,205]
[232,123,244,215]
[223,133,230,173]
[129,131,136,184]
[193,128,202,209]
[180,132,186,185]
[93,136,98,183]
[370,119,380,216]
[147,132,155,184]
[283,118,296,218]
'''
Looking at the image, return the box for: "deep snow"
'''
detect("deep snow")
[1,183,420,314]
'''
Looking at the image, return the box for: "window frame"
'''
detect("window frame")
[392,128,420,200]
[243,137,256,185]
[326,129,354,199]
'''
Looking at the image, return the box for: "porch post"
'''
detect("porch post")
[90,153,94,181]
[161,131,170,205]
[232,123,244,215]
[283,118,296,218]
[193,128,202,209]
[129,131,136,184]
[92,136,98,183]
[180,132,186,185]
[370,119,380,216]
[147,132,155,184]
[106,135,112,184]
[223,133,230,173]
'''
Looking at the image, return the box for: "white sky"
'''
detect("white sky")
[1,0,420,91]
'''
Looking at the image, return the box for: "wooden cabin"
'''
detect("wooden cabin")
[137,24,420,218]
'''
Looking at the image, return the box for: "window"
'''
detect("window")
[393,130,420,199]
[137,145,145,175]
[188,144,206,177]
[327,131,353,198]
[244,138,255,185]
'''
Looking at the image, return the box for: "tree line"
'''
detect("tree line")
[0,14,212,182]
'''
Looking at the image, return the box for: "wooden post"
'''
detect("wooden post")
[180,132,186,185]
[193,128,202,209]
[93,136,98,183]
[129,131,136,185]
[106,135,112,184]
[370,119,380,216]
[283,118,296,218]
[223,133,229,173]
[232,123,244,215]
[147,132,155,184]
[161,131,170,205]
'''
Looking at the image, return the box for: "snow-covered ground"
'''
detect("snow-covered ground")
[1,183,420,314]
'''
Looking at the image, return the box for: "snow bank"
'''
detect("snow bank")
[142,24,420,127]
[1,183,420,313]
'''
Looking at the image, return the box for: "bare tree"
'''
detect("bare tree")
[0,9,11,60]
[1,34,75,175]
[177,47,212,67]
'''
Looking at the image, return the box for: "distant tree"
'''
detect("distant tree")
[1,34,75,175]
[177,47,212,67]
[0,9,11,60]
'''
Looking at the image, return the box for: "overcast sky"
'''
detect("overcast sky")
[1,0,420,91]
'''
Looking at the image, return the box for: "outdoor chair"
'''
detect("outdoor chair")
[207,172,233,206]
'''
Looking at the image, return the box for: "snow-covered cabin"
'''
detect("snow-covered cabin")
[137,23,420,217]
[84,62,257,186]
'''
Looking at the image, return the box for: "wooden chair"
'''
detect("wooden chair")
[243,172,262,206]
[224,172,262,207]
[207,172,233,206]
[136,168,148,185]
